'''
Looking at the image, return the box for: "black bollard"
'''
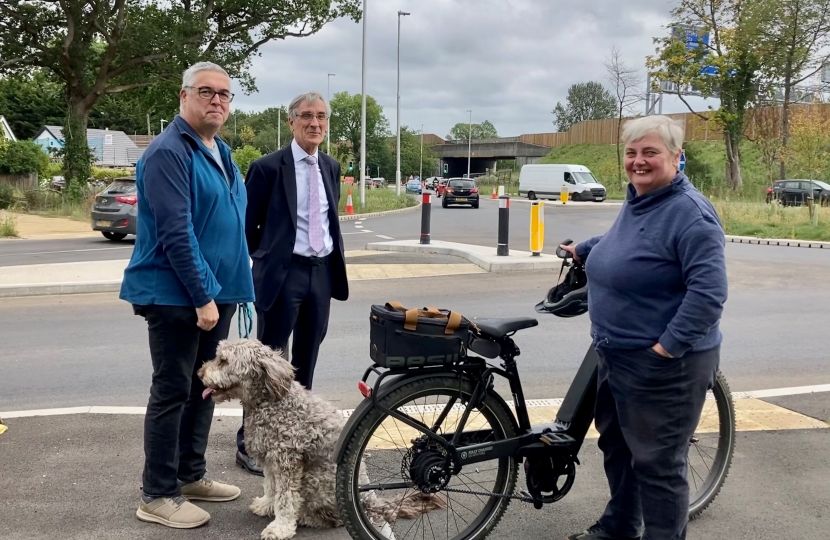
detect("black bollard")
[420,191,431,245]
[497,195,509,256]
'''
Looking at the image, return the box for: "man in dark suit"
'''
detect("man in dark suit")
[235,91,349,474]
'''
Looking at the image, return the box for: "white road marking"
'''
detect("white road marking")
[0,247,132,258]
[376,235,395,240]
[2,383,827,419]
[355,225,363,229]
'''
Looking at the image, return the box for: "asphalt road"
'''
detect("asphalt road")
[1,250,829,412]
[2,199,828,267]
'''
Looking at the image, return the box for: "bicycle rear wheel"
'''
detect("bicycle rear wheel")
[336,375,519,540]
[688,370,736,518]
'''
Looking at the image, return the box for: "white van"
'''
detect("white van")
[518,164,607,201]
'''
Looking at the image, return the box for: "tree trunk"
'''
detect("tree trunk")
[779,79,792,180]
[63,97,93,199]
[616,112,623,186]
[724,132,743,190]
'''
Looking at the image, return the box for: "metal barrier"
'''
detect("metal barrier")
[530,200,544,256]
[497,196,510,256]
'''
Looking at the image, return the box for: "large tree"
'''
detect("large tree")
[0,71,65,139]
[445,120,498,141]
[551,81,616,132]
[0,0,360,196]
[398,126,438,178]
[648,0,770,190]
[757,0,830,179]
[329,91,392,176]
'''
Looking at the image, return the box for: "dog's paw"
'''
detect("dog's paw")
[250,496,274,517]
[261,518,297,540]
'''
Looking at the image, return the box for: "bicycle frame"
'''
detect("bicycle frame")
[356,335,601,469]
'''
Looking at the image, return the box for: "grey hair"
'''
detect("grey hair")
[288,91,331,119]
[181,61,230,90]
[179,62,231,114]
[621,115,685,153]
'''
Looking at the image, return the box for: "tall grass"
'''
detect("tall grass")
[338,184,417,214]
[713,201,829,241]
[0,212,18,237]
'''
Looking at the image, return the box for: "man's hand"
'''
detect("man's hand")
[651,342,673,358]
[196,300,219,331]
[559,243,581,262]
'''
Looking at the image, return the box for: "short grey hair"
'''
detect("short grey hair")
[288,91,331,119]
[621,115,685,153]
[181,61,230,90]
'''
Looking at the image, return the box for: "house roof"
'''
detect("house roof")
[0,116,16,142]
[37,125,144,167]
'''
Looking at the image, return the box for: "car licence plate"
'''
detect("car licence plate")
[455,197,467,202]
[96,220,112,227]
[595,197,603,201]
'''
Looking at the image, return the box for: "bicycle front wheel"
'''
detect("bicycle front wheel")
[336,375,519,540]
[688,370,736,518]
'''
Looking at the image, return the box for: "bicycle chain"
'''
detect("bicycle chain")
[440,486,538,503]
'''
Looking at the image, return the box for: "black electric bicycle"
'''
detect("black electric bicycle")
[334,250,736,540]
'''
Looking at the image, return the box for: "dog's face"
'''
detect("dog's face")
[197,339,295,404]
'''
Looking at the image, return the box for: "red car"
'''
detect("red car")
[436,179,449,197]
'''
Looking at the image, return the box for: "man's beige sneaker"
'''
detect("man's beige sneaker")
[180,477,241,502]
[136,496,210,529]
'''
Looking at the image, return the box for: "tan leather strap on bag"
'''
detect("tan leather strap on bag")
[385,302,464,334]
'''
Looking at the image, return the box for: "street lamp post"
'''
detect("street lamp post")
[466,110,472,179]
[327,73,335,156]
[395,10,410,196]
[277,106,281,148]
[359,0,368,208]
[160,119,168,133]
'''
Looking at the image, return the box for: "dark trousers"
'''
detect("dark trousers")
[595,345,720,540]
[237,256,333,454]
[138,303,236,498]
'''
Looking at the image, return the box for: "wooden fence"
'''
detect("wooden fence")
[516,103,830,148]
[0,173,38,190]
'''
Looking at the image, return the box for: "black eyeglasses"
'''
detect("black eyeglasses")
[185,86,234,103]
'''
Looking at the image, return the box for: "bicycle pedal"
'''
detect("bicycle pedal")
[539,432,575,446]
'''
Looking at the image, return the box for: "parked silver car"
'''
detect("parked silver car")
[91,177,137,241]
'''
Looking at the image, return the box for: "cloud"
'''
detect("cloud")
[233,0,708,139]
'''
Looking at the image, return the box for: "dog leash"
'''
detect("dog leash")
[237,302,253,339]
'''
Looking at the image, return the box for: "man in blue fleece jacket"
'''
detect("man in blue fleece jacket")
[562,116,727,540]
[120,62,254,530]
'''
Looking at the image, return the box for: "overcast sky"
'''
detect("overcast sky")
[232,0,719,139]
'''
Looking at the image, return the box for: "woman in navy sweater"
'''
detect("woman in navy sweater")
[561,115,728,540]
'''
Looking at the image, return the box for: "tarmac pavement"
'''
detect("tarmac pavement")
[0,392,827,540]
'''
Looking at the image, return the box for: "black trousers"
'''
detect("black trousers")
[138,303,236,498]
[237,255,333,454]
[594,345,719,540]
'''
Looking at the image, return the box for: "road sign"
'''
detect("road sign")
[679,149,686,172]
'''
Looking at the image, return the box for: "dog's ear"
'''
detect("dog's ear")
[257,349,295,400]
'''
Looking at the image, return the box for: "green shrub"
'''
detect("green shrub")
[0,140,50,175]
[91,167,134,181]
[232,145,262,177]
[0,183,14,209]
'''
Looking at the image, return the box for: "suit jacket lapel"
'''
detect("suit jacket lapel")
[281,148,298,230]
[319,155,337,215]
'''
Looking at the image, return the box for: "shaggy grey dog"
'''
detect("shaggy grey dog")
[198,339,442,540]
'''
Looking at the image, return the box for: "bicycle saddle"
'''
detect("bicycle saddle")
[473,317,538,338]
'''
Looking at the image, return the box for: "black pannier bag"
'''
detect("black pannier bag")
[370,302,471,368]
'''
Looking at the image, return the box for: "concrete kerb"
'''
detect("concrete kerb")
[338,199,421,221]
[365,240,563,272]
[725,235,829,249]
[0,280,122,298]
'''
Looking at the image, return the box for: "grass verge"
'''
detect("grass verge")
[0,212,18,237]
[339,184,418,214]
[714,201,830,241]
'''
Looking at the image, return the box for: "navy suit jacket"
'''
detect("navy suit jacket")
[244,145,348,311]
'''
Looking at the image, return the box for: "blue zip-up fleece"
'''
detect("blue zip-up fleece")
[120,115,254,308]
[576,173,727,358]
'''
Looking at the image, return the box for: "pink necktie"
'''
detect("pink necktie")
[303,156,325,254]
